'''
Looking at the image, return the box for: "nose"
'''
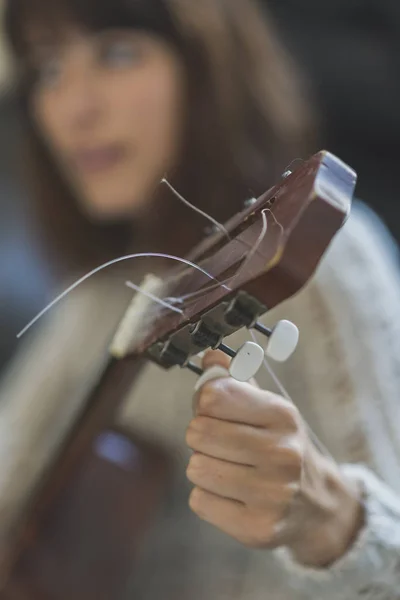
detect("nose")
[56,65,104,132]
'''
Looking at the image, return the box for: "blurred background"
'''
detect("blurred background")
[0,0,399,376]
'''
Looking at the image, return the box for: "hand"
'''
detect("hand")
[186,351,364,567]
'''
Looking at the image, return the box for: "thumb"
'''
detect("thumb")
[192,351,230,414]
[201,349,230,371]
[201,349,260,388]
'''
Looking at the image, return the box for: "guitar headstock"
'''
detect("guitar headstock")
[110,151,356,375]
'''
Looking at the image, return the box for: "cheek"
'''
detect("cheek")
[81,80,185,220]
[31,91,66,154]
[117,65,185,171]
[83,68,186,218]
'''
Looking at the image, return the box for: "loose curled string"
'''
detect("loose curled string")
[16,252,231,339]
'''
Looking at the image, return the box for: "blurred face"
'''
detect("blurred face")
[29,27,185,219]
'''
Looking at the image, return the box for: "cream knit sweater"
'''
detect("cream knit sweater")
[0,202,400,599]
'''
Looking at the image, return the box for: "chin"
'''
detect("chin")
[79,187,149,223]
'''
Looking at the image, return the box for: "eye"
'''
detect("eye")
[99,39,144,69]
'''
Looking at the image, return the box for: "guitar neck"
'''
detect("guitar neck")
[3,353,146,583]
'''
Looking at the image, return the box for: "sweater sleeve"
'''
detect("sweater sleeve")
[276,464,400,599]
[263,203,400,597]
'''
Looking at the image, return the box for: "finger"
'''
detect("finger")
[187,452,257,503]
[189,486,246,537]
[202,349,230,370]
[194,365,229,395]
[196,377,298,429]
[189,487,276,547]
[187,452,296,508]
[200,350,259,388]
[186,416,265,465]
[186,416,303,476]
[192,351,230,411]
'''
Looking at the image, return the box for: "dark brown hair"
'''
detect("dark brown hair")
[4,0,314,277]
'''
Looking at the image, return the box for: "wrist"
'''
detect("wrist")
[287,459,365,568]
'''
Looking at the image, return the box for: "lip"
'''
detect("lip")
[70,144,128,174]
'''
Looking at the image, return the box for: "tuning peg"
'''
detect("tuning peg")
[229,341,265,382]
[253,322,273,337]
[190,321,235,360]
[217,342,236,358]
[188,342,265,382]
[189,321,264,381]
[197,342,265,382]
[262,320,299,362]
[190,340,265,383]
[252,320,299,362]
[200,341,264,382]
[185,362,203,376]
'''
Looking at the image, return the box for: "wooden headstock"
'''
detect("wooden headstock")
[111,151,356,370]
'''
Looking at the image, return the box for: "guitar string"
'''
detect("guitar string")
[17,221,274,339]
[125,210,272,318]
[17,160,297,338]
[162,211,268,310]
[16,253,232,339]
[16,187,278,337]
[250,329,335,461]
[226,207,284,289]
[165,206,284,309]
[250,332,362,504]
[161,178,286,311]
[163,175,286,257]
[124,280,184,315]
[161,178,230,240]
[16,178,234,338]
[283,157,305,173]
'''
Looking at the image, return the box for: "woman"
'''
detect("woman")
[1,0,400,598]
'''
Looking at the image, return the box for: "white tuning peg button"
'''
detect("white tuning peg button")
[265,320,299,362]
[229,342,265,382]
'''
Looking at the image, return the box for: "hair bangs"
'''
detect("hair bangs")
[5,0,179,61]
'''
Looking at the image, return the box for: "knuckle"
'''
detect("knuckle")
[285,437,305,467]
[186,453,205,482]
[286,460,303,483]
[247,479,272,507]
[185,425,198,449]
[272,480,300,507]
[283,443,304,468]
[275,438,304,479]
[197,386,221,414]
[216,377,238,397]
[240,517,274,549]
[188,487,204,516]
[285,481,301,502]
[185,417,211,448]
[251,480,296,508]
[276,402,301,432]
[198,378,236,414]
